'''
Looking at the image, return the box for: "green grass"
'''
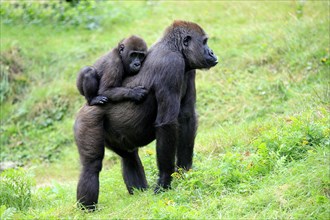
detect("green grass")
[1,1,329,219]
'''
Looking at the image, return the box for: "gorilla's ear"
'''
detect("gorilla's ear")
[119,44,125,54]
[183,36,191,47]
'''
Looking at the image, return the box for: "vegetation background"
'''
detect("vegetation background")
[0,0,329,219]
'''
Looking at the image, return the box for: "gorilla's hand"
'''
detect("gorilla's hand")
[89,95,109,106]
[129,86,148,103]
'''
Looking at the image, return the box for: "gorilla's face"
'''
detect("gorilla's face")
[182,31,218,70]
[127,51,146,74]
[119,36,148,75]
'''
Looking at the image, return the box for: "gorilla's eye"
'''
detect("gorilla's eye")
[138,53,145,60]
[183,36,191,47]
[203,38,208,45]
[130,53,139,58]
[130,52,145,60]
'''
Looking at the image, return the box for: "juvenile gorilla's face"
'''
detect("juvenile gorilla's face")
[127,51,146,74]
[119,36,148,75]
[182,32,218,70]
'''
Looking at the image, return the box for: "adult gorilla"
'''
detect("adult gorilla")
[74,20,218,209]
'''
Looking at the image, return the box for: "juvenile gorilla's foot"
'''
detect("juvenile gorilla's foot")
[129,86,148,103]
[89,95,109,106]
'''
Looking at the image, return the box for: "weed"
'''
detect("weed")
[0,47,27,103]
[0,168,35,210]
[0,1,102,30]
[296,0,306,19]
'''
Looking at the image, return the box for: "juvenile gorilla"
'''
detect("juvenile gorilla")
[74,21,218,210]
[76,35,148,106]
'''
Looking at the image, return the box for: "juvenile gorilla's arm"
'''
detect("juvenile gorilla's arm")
[99,86,148,103]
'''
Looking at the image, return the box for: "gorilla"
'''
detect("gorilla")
[74,20,218,210]
[76,35,148,106]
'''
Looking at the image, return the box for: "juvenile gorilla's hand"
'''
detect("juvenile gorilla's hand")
[89,95,109,106]
[129,86,148,103]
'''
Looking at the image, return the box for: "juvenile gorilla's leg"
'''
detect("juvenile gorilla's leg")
[121,149,148,194]
[177,70,197,170]
[74,106,105,210]
[77,66,108,106]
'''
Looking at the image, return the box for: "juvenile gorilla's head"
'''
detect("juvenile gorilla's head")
[119,35,148,75]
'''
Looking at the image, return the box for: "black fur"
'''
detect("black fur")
[76,35,148,106]
[121,150,148,194]
[74,20,218,210]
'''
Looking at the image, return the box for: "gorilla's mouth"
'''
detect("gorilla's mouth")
[206,58,218,67]
[130,66,141,73]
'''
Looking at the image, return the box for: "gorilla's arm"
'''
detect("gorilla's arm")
[153,56,185,192]
[99,86,148,103]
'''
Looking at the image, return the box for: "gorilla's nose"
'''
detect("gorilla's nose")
[134,63,141,67]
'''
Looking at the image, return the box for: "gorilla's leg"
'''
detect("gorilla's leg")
[74,107,105,210]
[77,154,103,210]
[177,111,196,170]
[105,143,148,194]
[176,70,197,170]
[121,149,148,194]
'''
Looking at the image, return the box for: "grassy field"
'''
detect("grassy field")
[1,1,329,219]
